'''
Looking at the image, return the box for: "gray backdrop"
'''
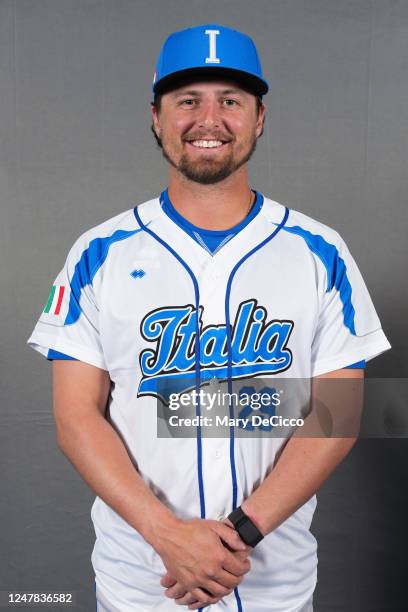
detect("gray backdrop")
[1,1,407,610]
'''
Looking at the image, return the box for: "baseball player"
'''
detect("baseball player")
[27,24,391,612]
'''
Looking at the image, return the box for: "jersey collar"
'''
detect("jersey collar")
[134,192,289,273]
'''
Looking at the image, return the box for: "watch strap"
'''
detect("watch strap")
[227,507,264,547]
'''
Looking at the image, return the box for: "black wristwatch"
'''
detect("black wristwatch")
[227,507,264,547]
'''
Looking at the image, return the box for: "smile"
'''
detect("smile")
[186,140,229,150]
[190,139,223,148]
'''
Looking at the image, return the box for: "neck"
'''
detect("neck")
[167,167,254,231]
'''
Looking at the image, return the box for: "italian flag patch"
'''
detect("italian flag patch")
[44,285,66,315]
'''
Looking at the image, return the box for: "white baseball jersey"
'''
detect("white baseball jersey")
[27,192,391,612]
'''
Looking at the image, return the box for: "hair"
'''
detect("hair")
[150,91,265,149]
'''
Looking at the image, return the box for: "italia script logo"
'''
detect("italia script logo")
[137,299,294,401]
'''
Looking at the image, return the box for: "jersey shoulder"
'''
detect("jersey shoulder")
[263,198,356,292]
[261,196,345,245]
[283,205,345,247]
[65,197,158,262]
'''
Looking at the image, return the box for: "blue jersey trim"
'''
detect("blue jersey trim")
[47,349,77,360]
[224,206,289,612]
[133,206,206,522]
[281,225,357,335]
[66,228,142,325]
[345,360,366,369]
[160,189,264,254]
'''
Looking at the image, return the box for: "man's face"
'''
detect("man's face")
[151,78,265,185]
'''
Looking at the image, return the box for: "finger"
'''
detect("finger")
[211,522,247,551]
[222,551,251,576]
[187,591,225,610]
[220,519,253,554]
[205,569,243,590]
[165,583,188,599]
[232,548,252,561]
[160,572,177,588]
[223,540,252,555]
[222,537,251,555]
[188,599,217,610]
[174,591,200,606]
[201,578,234,597]
[189,587,220,608]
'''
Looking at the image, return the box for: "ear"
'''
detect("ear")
[151,102,161,139]
[255,102,266,138]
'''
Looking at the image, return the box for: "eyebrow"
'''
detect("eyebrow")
[172,88,243,98]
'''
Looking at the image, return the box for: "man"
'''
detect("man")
[27,24,391,612]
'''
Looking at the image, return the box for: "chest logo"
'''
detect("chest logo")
[137,299,294,401]
[130,269,146,279]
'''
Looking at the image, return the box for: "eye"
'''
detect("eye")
[180,98,197,107]
[223,98,239,107]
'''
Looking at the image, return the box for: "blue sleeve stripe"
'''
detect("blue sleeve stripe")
[47,349,78,360]
[281,225,356,336]
[66,228,143,325]
[345,360,366,369]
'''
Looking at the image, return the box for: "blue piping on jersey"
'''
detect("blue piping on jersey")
[224,206,289,612]
[133,206,206,524]
[279,224,357,335]
[225,206,290,510]
[134,203,289,612]
[66,228,143,325]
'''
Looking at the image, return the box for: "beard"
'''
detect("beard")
[160,134,258,185]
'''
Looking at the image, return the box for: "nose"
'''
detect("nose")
[196,98,220,129]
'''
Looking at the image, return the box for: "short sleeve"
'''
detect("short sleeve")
[47,349,78,361]
[311,234,391,376]
[27,236,108,371]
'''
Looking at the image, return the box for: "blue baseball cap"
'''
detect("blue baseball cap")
[152,24,269,97]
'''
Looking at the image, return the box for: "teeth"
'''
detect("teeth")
[190,140,223,148]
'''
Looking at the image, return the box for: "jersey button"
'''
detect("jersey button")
[215,449,222,458]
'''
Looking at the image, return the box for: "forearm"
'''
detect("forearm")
[56,412,178,547]
[242,436,357,536]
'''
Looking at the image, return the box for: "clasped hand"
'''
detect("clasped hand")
[154,517,252,609]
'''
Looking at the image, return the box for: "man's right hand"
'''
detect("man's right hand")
[151,517,251,606]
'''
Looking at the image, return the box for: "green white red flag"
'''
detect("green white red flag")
[43,285,65,315]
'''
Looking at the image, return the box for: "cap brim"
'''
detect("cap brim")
[153,67,268,97]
